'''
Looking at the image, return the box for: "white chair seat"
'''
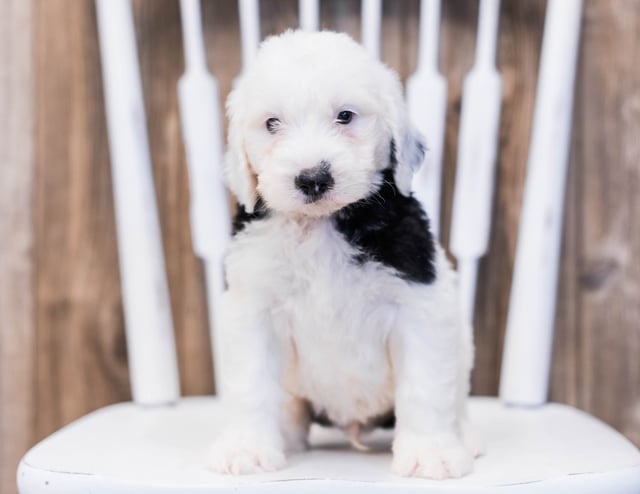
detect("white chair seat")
[18,396,640,493]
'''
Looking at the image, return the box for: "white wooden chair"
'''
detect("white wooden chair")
[17,0,640,492]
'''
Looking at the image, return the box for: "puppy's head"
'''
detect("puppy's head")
[225,30,425,216]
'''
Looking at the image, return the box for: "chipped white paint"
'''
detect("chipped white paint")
[95,0,180,405]
[450,0,502,325]
[178,0,232,393]
[361,0,382,59]
[500,0,584,406]
[17,397,640,492]
[299,0,319,31]
[239,0,260,70]
[408,0,447,238]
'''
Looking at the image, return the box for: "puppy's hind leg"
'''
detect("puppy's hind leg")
[282,396,312,453]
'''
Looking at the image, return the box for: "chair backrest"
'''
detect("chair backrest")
[95,0,583,408]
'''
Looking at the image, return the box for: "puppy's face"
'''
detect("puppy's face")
[225,30,424,216]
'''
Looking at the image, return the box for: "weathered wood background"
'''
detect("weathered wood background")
[1,0,639,492]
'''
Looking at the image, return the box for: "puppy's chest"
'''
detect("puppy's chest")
[266,217,398,320]
[261,218,399,423]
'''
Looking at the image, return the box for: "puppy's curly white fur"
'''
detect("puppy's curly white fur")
[210,30,476,480]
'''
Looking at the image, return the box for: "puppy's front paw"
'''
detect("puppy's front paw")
[208,429,286,475]
[392,432,473,480]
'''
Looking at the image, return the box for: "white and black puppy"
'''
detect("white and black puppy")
[209,30,476,480]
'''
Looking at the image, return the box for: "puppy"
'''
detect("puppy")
[209,30,476,480]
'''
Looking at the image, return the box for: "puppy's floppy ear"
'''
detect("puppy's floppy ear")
[389,126,426,196]
[224,84,258,213]
[380,70,426,196]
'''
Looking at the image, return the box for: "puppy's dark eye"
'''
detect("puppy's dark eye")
[336,110,354,124]
[266,117,280,133]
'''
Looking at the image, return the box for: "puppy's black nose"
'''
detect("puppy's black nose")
[295,163,334,202]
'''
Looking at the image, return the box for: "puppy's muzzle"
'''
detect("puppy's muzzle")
[294,162,334,202]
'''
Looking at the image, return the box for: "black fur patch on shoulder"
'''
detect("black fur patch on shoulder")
[332,168,436,284]
[232,198,270,234]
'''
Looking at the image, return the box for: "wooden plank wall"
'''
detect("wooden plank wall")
[0,0,35,491]
[1,1,639,492]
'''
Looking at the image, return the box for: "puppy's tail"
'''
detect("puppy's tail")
[347,422,371,452]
